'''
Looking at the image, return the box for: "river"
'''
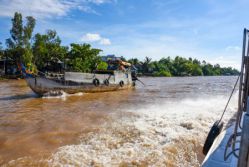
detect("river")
[0,76,238,166]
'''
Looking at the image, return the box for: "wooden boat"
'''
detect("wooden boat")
[21,64,137,96]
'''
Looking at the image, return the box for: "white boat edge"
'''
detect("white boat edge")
[202,115,243,167]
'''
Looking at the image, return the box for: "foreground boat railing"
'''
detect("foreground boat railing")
[236,29,249,167]
[224,28,249,167]
[238,98,249,167]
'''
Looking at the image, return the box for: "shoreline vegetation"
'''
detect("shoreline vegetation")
[0,12,239,79]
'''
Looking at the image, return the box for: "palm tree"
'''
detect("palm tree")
[128,58,139,65]
[142,56,152,73]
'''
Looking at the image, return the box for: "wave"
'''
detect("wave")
[42,91,84,99]
[45,94,238,167]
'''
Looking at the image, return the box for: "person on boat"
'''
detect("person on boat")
[107,60,118,70]
[119,61,126,71]
[107,59,131,72]
[119,60,131,72]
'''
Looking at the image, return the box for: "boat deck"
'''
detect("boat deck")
[202,124,240,167]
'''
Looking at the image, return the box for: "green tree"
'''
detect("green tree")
[128,55,238,77]
[24,14,36,64]
[23,16,36,66]
[23,16,35,48]
[33,30,68,70]
[8,12,23,47]
[172,56,191,76]
[193,59,201,65]
[32,33,48,69]
[5,12,36,64]
[68,43,102,72]
[142,56,152,73]
[128,58,143,72]
[153,70,171,77]
[220,67,239,75]
[213,64,221,75]
[191,64,203,76]
[120,56,126,61]
[151,58,172,77]
[128,58,140,65]
[97,61,108,70]
[202,63,215,76]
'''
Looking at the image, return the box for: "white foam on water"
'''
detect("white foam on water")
[47,93,238,167]
[42,91,84,100]
[133,94,238,138]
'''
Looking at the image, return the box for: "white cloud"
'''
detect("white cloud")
[81,33,101,42]
[86,0,114,5]
[80,33,111,45]
[0,0,115,18]
[0,0,73,18]
[225,46,241,51]
[100,38,111,45]
[78,6,99,15]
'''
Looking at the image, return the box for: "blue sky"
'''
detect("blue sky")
[0,0,248,69]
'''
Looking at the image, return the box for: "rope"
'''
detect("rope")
[218,74,240,124]
[220,74,241,161]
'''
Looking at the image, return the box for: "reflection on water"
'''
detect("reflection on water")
[0,76,238,166]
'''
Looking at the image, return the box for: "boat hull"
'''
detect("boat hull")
[25,76,134,96]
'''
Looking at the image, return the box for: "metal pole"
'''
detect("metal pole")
[238,98,249,167]
[233,29,247,154]
[238,29,249,167]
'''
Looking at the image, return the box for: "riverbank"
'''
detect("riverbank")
[138,73,239,77]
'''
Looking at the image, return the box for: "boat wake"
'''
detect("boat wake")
[42,91,84,99]
[46,94,237,167]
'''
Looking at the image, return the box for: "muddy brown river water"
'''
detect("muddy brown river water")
[0,76,238,166]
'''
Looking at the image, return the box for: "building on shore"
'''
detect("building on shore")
[42,57,64,74]
[0,58,20,78]
[101,55,121,62]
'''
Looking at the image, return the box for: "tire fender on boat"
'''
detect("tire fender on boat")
[132,82,136,87]
[203,120,224,155]
[93,78,100,86]
[119,80,124,87]
[104,79,109,86]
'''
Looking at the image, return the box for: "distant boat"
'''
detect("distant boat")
[20,61,137,96]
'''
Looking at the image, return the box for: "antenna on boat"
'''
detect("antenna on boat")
[137,78,146,86]
[132,75,146,86]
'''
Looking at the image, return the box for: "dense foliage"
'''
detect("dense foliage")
[3,12,102,73]
[128,56,239,76]
[5,12,36,65]
[97,61,108,70]
[1,12,239,76]
[67,43,102,72]
[32,30,68,70]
